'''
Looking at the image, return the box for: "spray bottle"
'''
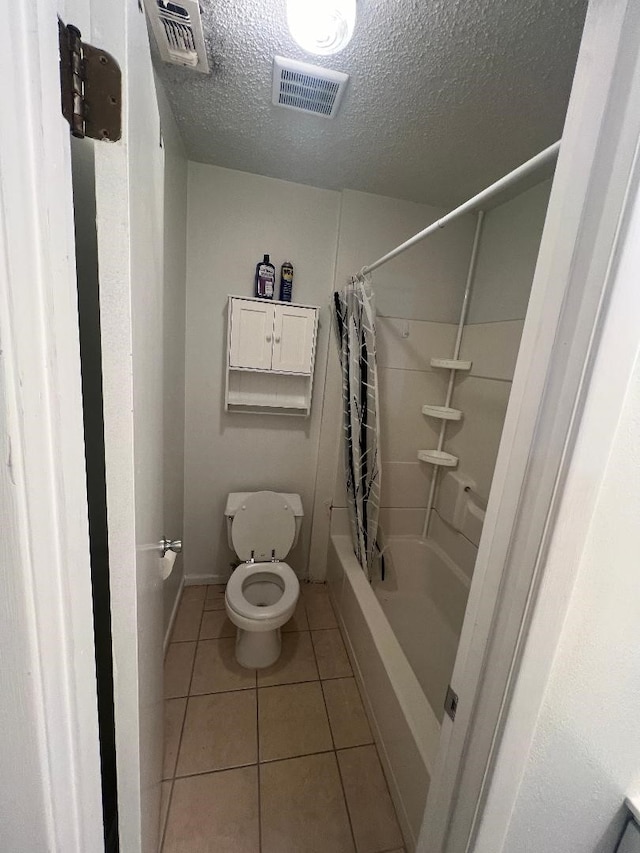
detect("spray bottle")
[279,261,294,302]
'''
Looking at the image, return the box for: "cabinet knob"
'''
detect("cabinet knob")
[266,334,271,342]
[275,336,281,343]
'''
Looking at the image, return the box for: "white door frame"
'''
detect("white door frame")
[420,0,640,850]
[0,0,103,850]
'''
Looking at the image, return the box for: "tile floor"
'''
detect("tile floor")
[161,582,405,853]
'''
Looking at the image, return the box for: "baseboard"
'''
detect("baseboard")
[163,573,185,656]
[184,572,230,586]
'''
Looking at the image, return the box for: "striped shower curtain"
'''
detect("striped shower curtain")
[333,280,381,580]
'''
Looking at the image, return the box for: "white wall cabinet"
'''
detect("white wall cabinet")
[226,296,319,415]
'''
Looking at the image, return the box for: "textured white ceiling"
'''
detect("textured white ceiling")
[153,0,588,206]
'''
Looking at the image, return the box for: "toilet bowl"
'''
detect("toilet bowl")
[224,491,303,669]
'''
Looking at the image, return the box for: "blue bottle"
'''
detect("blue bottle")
[279,261,294,302]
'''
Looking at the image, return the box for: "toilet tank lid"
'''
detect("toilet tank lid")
[225,492,303,518]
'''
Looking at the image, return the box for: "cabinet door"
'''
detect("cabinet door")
[271,305,317,374]
[229,299,275,369]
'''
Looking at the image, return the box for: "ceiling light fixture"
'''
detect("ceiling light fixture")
[286,0,356,56]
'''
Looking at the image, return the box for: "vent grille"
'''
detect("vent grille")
[158,3,197,65]
[143,0,209,73]
[273,57,349,119]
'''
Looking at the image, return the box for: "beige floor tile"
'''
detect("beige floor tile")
[259,682,332,762]
[337,746,403,853]
[163,698,187,779]
[191,638,256,694]
[176,690,257,776]
[164,642,196,699]
[181,584,207,602]
[164,765,259,853]
[257,631,319,687]
[281,597,309,632]
[199,609,235,640]
[304,588,338,630]
[322,678,372,749]
[204,583,226,611]
[159,780,172,842]
[260,753,354,853]
[311,629,353,680]
[171,599,204,642]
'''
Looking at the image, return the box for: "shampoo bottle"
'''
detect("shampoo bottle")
[255,254,275,299]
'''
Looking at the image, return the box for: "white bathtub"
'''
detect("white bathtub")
[372,537,470,722]
[327,533,470,850]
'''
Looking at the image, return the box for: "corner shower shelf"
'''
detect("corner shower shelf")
[418,449,459,467]
[422,404,462,421]
[430,357,472,371]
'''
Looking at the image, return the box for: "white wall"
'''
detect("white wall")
[467,180,552,324]
[157,81,188,633]
[473,154,640,853]
[335,190,476,322]
[183,164,341,580]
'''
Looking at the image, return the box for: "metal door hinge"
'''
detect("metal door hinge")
[444,685,458,721]
[58,20,122,142]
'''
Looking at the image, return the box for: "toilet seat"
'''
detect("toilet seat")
[231,491,296,562]
[225,561,299,622]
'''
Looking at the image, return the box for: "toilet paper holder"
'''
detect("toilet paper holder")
[160,538,182,557]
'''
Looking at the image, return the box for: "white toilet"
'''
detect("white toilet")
[224,490,303,669]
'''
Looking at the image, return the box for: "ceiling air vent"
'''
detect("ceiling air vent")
[272,56,349,119]
[143,0,209,73]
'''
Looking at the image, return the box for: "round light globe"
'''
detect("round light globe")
[287,0,356,56]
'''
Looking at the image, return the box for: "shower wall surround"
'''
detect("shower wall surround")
[309,190,477,578]
[433,180,552,576]
[325,179,552,581]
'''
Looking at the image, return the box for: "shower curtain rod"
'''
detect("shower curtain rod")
[357,140,561,278]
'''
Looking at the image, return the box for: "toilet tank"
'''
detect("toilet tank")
[225,492,304,552]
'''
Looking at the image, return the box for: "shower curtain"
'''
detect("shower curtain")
[333,279,381,580]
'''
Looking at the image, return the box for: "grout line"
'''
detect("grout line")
[310,597,359,850]
[259,747,336,766]
[172,674,355,701]
[158,778,173,853]
[185,599,206,697]
[313,642,336,751]
[256,684,262,853]
[334,746,359,853]
[161,588,206,851]
[166,637,202,645]
[370,740,405,841]
[336,743,405,845]
[173,755,258,780]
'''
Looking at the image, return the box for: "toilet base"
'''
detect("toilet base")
[235,626,282,669]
